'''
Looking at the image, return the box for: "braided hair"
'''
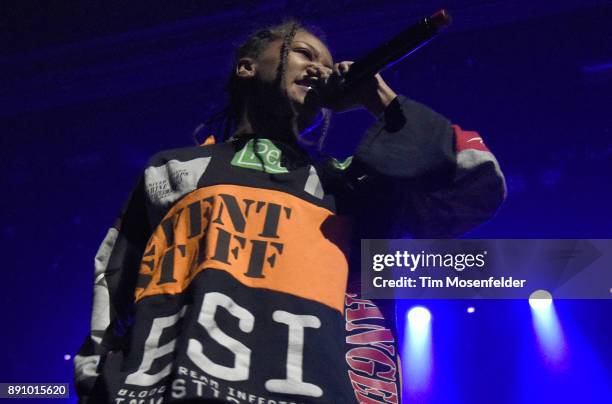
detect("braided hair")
[194,20,332,153]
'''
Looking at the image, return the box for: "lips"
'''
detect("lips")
[295,83,313,92]
[295,76,320,92]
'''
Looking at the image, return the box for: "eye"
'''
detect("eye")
[293,48,313,60]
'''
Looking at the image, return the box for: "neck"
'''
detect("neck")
[232,99,314,143]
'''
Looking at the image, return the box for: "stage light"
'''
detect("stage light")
[64,354,72,361]
[529,289,552,311]
[403,306,433,395]
[467,306,475,314]
[407,306,431,327]
[582,61,612,74]
[528,290,567,367]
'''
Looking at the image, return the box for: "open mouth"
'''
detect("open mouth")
[295,77,320,93]
[295,83,313,92]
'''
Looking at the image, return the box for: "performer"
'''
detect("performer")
[74,21,505,403]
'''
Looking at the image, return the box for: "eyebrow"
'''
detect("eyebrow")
[293,41,333,68]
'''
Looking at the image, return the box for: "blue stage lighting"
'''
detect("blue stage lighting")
[528,290,567,367]
[529,289,552,310]
[467,306,475,314]
[408,306,432,327]
[403,306,433,395]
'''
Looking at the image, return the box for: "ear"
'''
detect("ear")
[236,57,256,78]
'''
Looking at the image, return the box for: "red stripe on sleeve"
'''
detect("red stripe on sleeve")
[452,124,489,153]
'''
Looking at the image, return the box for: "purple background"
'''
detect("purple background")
[2,1,611,402]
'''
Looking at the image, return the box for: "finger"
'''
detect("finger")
[306,66,320,77]
[333,63,341,75]
[335,61,354,75]
[318,65,333,80]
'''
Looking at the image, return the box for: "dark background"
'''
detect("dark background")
[1,1,611,402]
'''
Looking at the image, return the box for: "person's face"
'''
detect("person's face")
[241,30,334,120]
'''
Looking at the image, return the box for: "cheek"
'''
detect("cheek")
[255,44,283,82]
[259,37,311,79]
[278,49,306,75]
[256,62,279,83]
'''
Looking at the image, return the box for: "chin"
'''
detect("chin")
[292,98,320,118]
[298,89,323,110]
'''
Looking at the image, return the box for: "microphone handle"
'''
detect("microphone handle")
[322,9,452,103]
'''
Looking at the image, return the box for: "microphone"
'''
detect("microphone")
[320,9,452,106]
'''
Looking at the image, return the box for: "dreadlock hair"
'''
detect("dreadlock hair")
[194,20,333,155]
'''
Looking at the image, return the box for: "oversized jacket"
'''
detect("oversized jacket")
[74,96,505,403]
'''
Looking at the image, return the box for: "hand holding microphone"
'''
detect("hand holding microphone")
[324,61,398,115]
[318,9,452,112]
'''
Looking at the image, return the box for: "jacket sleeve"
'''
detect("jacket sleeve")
[73,176,150,403]
[346,95,506,238]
